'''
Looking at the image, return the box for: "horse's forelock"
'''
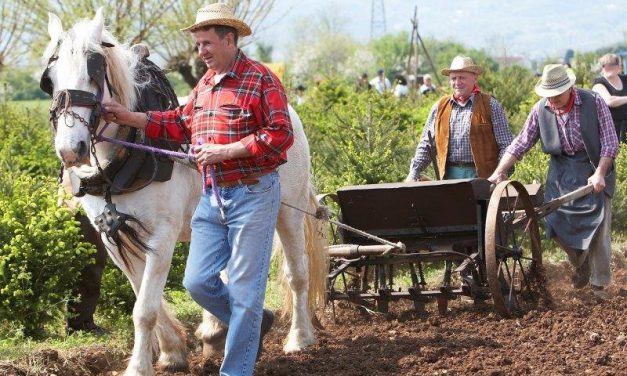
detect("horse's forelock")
[43,17,141,110]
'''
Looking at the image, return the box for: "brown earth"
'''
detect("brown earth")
[4,263,626,376]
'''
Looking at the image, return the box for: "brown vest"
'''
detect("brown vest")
[434,92,499,178]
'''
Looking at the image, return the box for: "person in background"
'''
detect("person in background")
[406,56,513,181]
[295,84,306,105]
[488,64,619,300]
[592,53,627,142]
[393,74,409,98]
[369,68,391,94]
[356,72,372,92]
[419,73,437,96]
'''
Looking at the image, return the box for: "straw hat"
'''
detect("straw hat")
[181,3,252,36]
[441,56,483,76]
[534,64,576,97]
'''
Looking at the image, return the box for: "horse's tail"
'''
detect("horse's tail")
[303,186,329,318]
[278,185,329,323]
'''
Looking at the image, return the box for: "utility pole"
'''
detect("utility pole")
[406,5,442,86]
[370,0,386,40]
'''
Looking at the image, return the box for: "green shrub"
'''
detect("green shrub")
[98,242,189,319]
[299,80,438,192]
[0,103,58,178]
[0,174,95,337]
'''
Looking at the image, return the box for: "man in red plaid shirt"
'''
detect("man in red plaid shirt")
[104,4,292,375]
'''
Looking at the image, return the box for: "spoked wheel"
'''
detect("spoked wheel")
[485,180,543,317]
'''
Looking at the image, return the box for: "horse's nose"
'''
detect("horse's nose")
[59,141,88,167]
[77,141,88,160]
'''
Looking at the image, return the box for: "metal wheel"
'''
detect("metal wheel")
[485,180,543,317]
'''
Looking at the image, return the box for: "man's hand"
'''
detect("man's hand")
[191,143,231,166]
[588,172,606,193]
[191,140,251,166]
[103,101,147,129]
[487,170,508,185]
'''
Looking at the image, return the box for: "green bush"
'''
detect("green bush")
[0,103,58,178]
[98,242,189,319]
[0,174,95,337]
[299,80,437,192]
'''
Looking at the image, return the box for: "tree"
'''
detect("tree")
[27,0,277,88]
[0,1,32,72]
[148,0,277,87]
[255,42,273,63]
[368,32,411,76]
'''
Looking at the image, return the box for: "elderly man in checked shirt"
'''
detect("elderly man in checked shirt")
[406,56,514,181]
[104,4,291,375]
[489,64,619,300]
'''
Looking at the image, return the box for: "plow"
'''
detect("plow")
[320,178,594,317]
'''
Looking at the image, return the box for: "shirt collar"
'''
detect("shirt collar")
[450,92,476,107]
[203,49,246,84]
[543,87,581,109]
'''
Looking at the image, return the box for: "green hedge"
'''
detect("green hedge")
[0,174,94,337]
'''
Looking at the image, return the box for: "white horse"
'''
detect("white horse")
[44,9,326,376]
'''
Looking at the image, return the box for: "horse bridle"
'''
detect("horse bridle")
[41,40,114,134]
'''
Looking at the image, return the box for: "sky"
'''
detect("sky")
[253,0,626,62]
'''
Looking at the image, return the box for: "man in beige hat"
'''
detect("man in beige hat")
[406,55,513,181]
[104,3,292,374]
[488,64,619,299]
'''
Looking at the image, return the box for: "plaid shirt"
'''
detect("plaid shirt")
[507,89,619,159]
[408,94,513,180]
[145,50,293,182]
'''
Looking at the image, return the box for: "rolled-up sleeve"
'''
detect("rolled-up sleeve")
[144,89,195,143]
[241,76,293,158]
[506,103,541,159]
[595,94,619,158]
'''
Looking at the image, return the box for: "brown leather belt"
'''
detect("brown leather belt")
[447,161,475,168]
[211,171,272,188]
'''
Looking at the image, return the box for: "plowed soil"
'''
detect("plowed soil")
[4,262,626,376]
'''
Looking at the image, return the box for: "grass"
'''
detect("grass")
[7,99,49,114]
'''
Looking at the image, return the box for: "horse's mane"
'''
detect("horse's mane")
[43,19,141,110]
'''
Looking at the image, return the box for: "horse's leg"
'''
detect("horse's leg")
[114,232,185,376]
[155,299,188,372]
[276,207,317,352]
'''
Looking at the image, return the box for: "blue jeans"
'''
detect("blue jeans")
[183,171,280,376]
[443,165,478,179]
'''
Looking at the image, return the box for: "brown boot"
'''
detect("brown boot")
[256,309,274,362]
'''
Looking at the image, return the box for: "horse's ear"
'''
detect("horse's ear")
[47,13,63,42]
[91,7,105,41]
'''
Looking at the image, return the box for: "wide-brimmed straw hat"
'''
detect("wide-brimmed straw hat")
[441,56,483,76]
[181,3,252,36]
[534,64,576,97]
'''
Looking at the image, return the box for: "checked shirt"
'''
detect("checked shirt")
[145,50,293,182]
[408,94,513,180]
[507,89,618,159]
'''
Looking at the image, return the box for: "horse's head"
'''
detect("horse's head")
[42,8,137,168]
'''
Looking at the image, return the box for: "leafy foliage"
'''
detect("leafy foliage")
[0,174,94,337]
[298,80,436,192]
[0,103,58,177]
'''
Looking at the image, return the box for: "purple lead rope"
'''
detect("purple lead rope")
[197,138,226,223]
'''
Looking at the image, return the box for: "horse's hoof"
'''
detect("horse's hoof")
[283,333,316,353]
[202,341,225,358]
[158,360,189,373]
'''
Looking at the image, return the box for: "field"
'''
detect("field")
[1,260,625,376]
